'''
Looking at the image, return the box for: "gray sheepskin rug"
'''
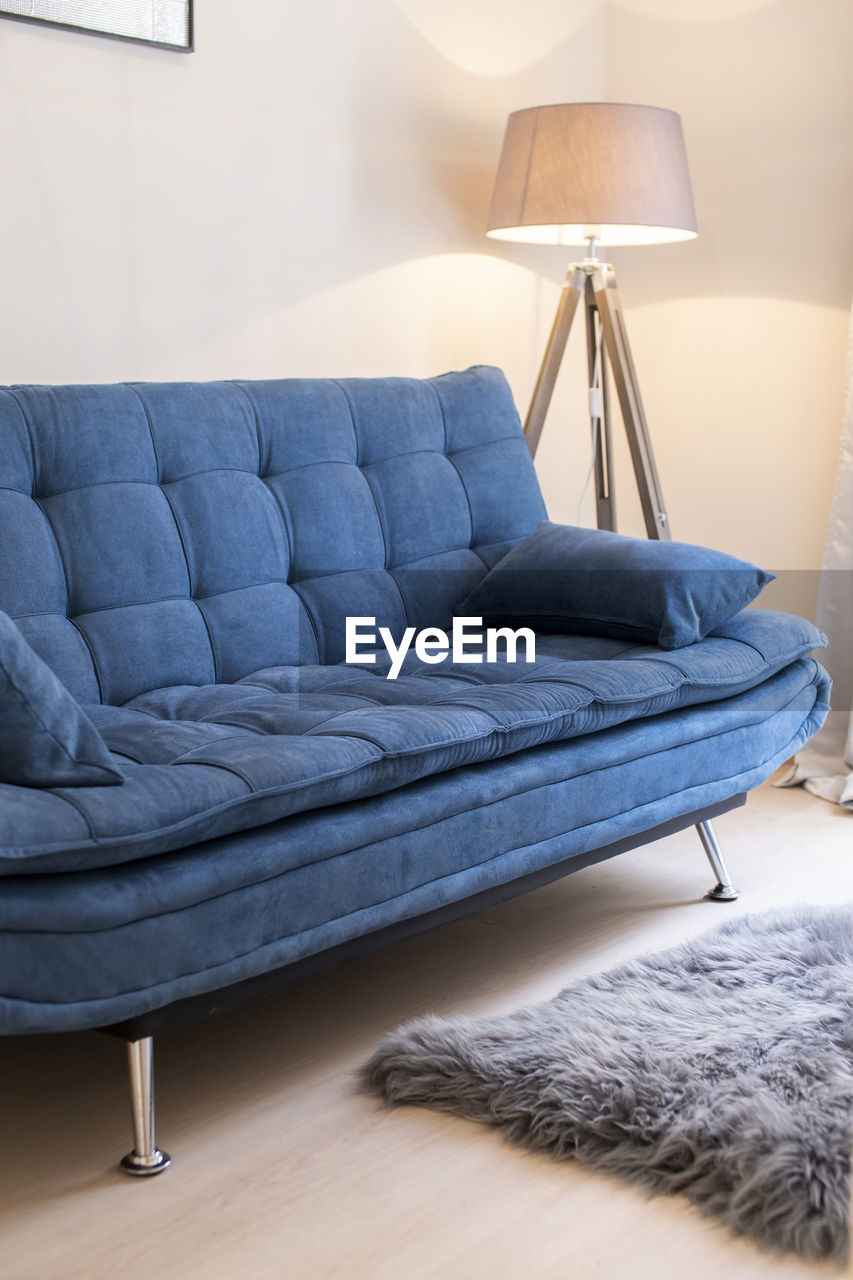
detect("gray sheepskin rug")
[364,905,853,1262]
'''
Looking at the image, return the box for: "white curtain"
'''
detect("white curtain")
[777,305,853,809]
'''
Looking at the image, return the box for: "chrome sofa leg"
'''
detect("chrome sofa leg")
[119,1037,171,1176]
[696,819,740,902]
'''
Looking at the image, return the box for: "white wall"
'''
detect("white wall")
[0,0,849,611]
[0,0,605,522]
[604,0,853,616]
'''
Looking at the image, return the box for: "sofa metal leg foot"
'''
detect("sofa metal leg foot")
[696,819,740,901]
[119,1037,171,1176]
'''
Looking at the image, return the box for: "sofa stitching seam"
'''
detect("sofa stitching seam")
[330,380,361,465]
[40,786,97,841]
[4,392,77,623]
[26,500,107,702]
[230,382,297,573]
[126,386,220,685]
[327,384,411,623]
[288,582,323,662]
[229,380,264,476]
[328,382,411,629]
[3,390,38,483]
[430,384,485,567]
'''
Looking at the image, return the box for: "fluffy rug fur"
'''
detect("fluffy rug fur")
[365,905,853,1261]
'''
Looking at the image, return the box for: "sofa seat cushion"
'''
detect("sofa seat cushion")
[0,609,825,874]
[0,655,829,1033]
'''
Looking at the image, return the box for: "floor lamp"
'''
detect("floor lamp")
[486,103,698,542]
[486,108,739,900]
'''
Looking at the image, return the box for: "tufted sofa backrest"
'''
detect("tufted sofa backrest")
[0,366,546,704]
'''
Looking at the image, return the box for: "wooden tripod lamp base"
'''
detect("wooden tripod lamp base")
[486,102,699,541]
[524,256,671,541]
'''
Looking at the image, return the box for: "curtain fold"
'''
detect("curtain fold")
[777,305,853,809]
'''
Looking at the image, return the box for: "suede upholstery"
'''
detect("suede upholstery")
[461,520,774,648]
[0,610,824,874]
[0,367,830,1034]
[0,658,828,1032]
[0,610,121,788]
[0,367,543,702]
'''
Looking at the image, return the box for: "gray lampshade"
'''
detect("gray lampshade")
[487,102,697,247]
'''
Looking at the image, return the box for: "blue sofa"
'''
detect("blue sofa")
[0,366,828,1174]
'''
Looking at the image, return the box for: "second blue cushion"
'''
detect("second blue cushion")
[460,522,774,649]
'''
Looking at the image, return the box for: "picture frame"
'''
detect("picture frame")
[0,1,193,52]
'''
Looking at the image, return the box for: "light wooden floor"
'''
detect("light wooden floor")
[1,775,851,1280]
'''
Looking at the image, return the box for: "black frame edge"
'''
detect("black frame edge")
[0,3,193,52]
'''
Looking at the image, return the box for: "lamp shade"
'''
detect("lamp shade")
[487,102,697,247]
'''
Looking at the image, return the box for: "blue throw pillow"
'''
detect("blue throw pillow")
[460,521,774,650]
[0,610,123,787]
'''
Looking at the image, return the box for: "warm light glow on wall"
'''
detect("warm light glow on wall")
[392,0,602,75]
[610,0,776,20]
